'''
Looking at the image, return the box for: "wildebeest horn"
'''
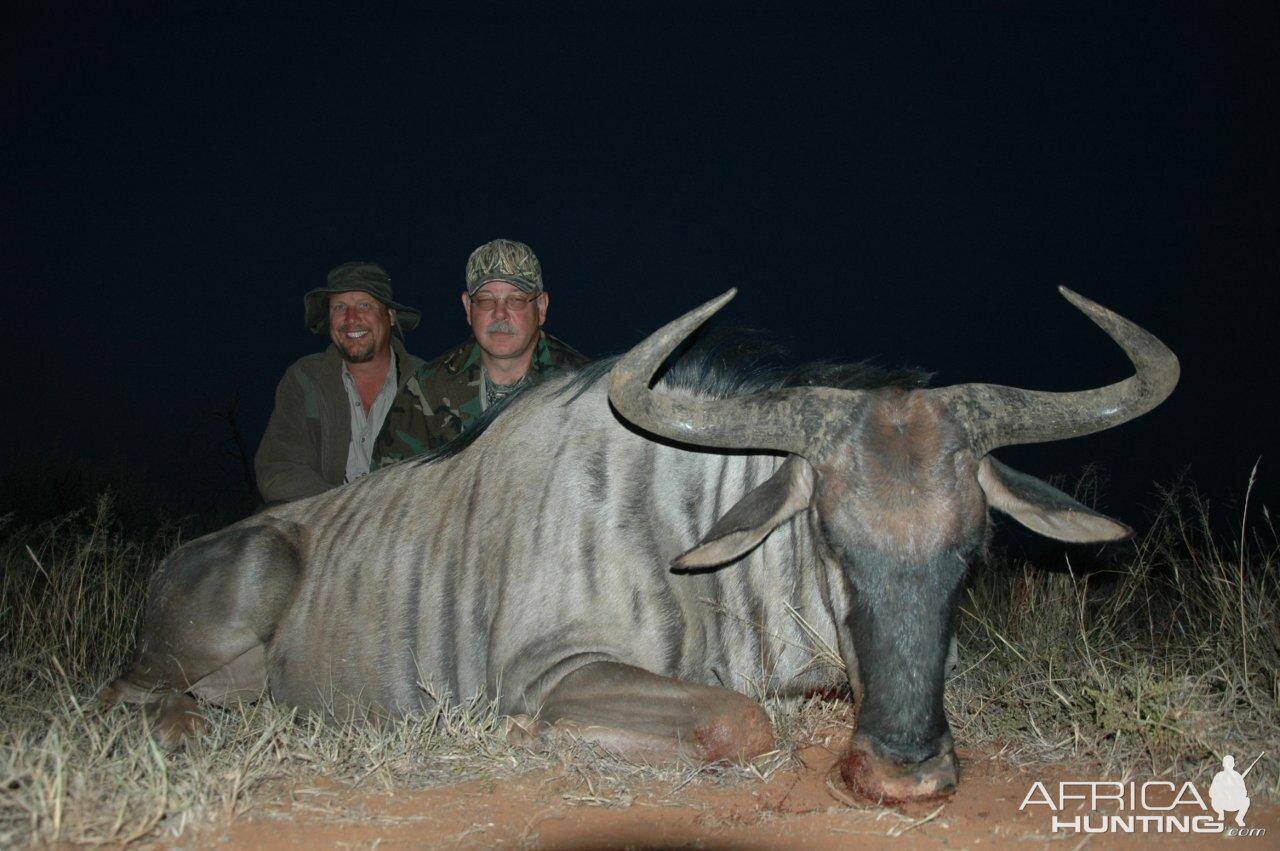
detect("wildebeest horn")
[609,289,854,455]
[612,287,1178,460]
[936,287,1180,455]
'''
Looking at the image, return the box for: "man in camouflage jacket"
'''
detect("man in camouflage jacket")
[377,239,588,463]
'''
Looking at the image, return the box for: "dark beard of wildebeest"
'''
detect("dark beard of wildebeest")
[103,287,1177,804]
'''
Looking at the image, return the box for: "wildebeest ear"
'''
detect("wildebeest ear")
[977,455,1133,543]
[674,456,815,571]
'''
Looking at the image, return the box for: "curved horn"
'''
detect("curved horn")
[938,287,1179,455]
[608,289,853,455]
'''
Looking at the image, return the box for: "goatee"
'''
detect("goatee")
[334,329,376,363]
[338,342,376,364]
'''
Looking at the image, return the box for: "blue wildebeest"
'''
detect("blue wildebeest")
[105,287,1177,802]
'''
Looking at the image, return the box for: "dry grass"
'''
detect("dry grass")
[1,480,1276,845]
[946,475,1279,795]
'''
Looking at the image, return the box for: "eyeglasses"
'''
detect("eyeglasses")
[469,292,539,312]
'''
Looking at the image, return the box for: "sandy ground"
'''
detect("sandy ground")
[181,731,1277,849]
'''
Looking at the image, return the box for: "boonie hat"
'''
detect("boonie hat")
[465,238,543,296]
[304,261,422,336]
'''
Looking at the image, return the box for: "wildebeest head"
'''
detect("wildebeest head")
[608,287,1178,802]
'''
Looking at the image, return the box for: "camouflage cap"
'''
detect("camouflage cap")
[465,238,543,295]
[303,261,422,336]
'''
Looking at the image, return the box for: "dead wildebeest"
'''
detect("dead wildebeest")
[104,287,1176,802]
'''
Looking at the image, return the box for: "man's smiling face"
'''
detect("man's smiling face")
[328,290,395,364]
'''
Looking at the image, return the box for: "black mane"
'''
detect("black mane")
[563,324,931,403]
[416,325,931,463]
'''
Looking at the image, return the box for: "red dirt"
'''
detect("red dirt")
[184,734,1277,849]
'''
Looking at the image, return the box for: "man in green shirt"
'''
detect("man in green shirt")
[376,239,588,462]
[255,262,426,503]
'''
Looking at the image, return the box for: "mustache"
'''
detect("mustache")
[485,320,518,335]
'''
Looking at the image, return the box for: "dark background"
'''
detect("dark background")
[3,4,1276,530]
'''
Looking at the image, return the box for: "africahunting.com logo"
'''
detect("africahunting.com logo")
[1020,753,1266,837]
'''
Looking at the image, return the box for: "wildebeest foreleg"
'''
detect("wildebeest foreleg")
[524,661,775,764]
[101,523,303,748]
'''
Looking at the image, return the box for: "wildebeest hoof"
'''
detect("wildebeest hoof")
[503,714,548,748]
[834,736,957,805]
[144,693,206,751]
[691,698,776,764]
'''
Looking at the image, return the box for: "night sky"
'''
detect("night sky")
[4,5,1277,527]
